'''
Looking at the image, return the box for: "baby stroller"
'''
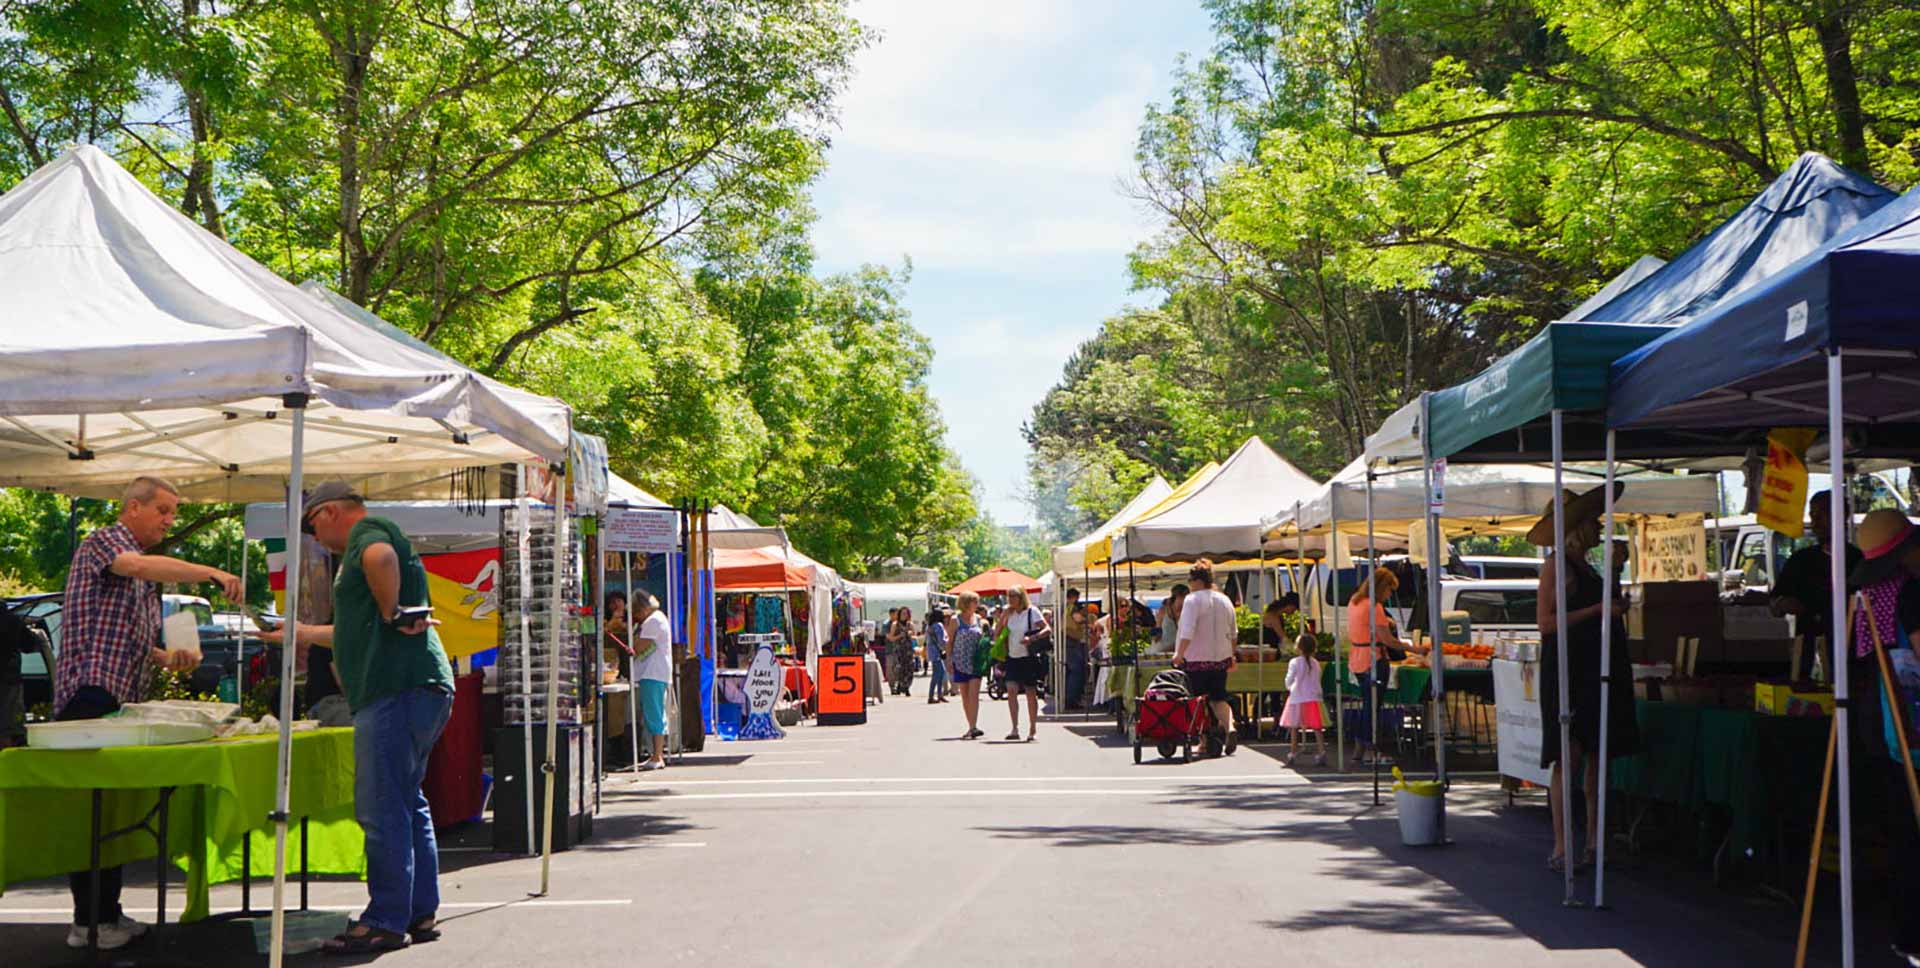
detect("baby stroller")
[1132,669,1207,764]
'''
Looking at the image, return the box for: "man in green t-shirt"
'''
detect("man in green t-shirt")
[278,482,452,953]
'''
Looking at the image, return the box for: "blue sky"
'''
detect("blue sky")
[809,1,1219,527]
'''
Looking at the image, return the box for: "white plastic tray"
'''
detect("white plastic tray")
[27,719,215,749]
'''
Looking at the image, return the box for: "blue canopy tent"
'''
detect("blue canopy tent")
[1607,182,1920,967]
[1363,152,1895,909]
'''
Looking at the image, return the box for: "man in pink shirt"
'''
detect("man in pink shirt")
[1173,559,1238,751]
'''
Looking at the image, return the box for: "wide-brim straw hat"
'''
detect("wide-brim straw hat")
[1525,482,1627,547]
[1849,508,1920,586]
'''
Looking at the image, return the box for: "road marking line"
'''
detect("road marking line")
[633,774,1298,786]
[633,788,1224,800]
[0,899,635,916]
[440,842,706,854]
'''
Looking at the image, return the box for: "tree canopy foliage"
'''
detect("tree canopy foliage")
[0,0,988,581]
[1028,0,1920,535]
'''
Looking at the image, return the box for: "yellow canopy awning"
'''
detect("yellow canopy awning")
[1083,462,1219,570]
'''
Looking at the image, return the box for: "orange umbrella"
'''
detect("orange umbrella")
[947,566,1043,598]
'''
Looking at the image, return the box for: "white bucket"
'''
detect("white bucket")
[1394,781,1446,846]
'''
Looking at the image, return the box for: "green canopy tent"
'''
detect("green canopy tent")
[1358,152,1895,909]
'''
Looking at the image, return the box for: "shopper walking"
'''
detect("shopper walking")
[887,607,916,697]
[1060,588,1090,711]
[947,592,987,738]
[1174,559,1238,753]
[1281,634,1327,766]
[283,482,453,953]
[925,606,950,704]
[999,586,1049,741]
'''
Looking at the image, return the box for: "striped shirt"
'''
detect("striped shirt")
[55,523,160,711]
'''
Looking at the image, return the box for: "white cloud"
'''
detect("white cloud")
[806,2,1218,524]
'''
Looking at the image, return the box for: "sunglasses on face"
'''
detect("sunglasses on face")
[300,501,338,536]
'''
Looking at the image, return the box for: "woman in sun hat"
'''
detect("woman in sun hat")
[1530,482,1640,874]
[1846,507,1920,964]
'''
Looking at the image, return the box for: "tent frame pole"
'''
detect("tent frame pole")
[516,466,535,856]
[593,524,605,810]
[1366,468,1379,804]
[1826,351,1855,968]
[266,398,307,968]
[237,530,248,702]
[1551,409,1578,907]
[538,447,571,895]
[1596,429,1618,908]
[1423,392,1448,786]
[1332,515,1344,772]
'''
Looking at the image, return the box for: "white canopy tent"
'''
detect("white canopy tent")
[0,146,574,966]
[1265,456,1724,540]
[1049,475,1172,580]
[0,148,568,501]
[1110,437,1320,565]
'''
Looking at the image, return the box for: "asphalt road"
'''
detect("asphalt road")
[0,682,1898,966]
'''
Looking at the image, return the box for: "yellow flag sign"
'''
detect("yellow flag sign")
[1758,428,1818,538]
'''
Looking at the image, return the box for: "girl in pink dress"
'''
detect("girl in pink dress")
[1280,634,1327,765]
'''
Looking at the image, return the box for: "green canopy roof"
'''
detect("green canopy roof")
[1426,322,1669,461]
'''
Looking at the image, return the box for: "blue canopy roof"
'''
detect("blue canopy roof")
[1580,153,1894,324]
[1418,153,1893,462]
[1608,181,1920,437]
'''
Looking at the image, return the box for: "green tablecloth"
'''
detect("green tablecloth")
[1608,700,1828,860]
[0,728,364,921]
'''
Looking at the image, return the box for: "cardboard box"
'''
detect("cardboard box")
[1628,582,1721,665]
[1756,681,1834,716]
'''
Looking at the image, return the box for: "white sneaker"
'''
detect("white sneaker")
[66,915,147,950]
[639,759,665,771]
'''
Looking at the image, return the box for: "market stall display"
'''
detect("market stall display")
[0,729,360,923]
[0,146,578,966]
[1346,152,1895,913]
[1606,175,1920,963]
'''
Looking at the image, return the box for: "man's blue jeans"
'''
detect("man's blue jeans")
[352,686,454,934]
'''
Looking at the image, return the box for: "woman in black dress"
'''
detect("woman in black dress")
[1532,484,1640,873]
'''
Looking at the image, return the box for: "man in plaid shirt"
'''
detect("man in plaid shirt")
[55,476,241,951]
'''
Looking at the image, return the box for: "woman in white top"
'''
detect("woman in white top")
[1173,560,1238,752]
[1155,584,1188,654]
[996,586,1050,742]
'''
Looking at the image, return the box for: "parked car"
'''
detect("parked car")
[7,592,272,711]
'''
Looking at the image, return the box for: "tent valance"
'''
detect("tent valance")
[1111,437,1318,564]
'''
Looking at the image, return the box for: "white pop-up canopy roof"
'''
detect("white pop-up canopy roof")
[0,146,571,500]
[1049,475,1172,579]
[0,145,577,963]
[1263,456,1723,542]
[1111,437,1319,564]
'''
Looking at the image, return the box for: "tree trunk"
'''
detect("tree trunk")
[1812,4,1868,172]
[176,0,224,236]
[326,17,376,303]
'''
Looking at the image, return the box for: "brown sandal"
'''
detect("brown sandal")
[408,915,442,943]
[322,921,410,955]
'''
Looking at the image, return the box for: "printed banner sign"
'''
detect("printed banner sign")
[1636,514,1707,583]
[1758,428,1817,538]
[1429,458,1447,512]
[1493,658,1551,786]
[605,508,680,553]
